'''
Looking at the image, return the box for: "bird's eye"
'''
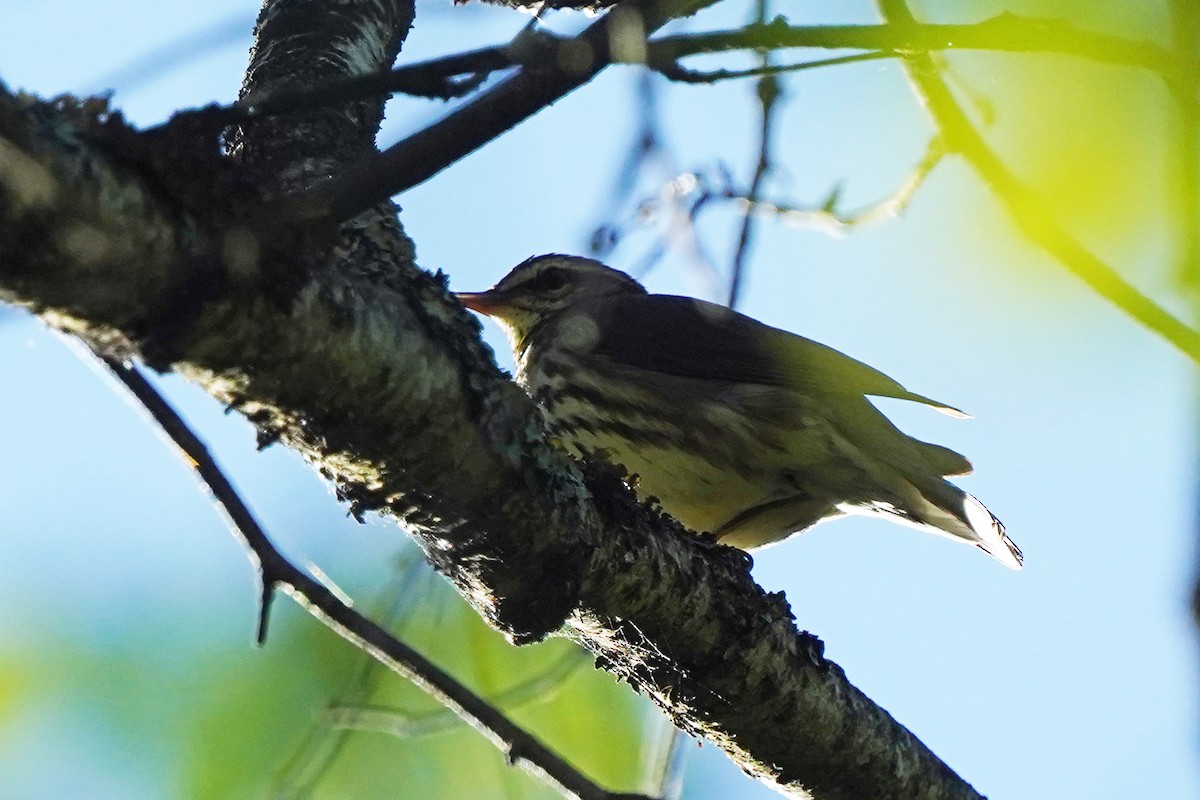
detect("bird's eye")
[531,266,568,293]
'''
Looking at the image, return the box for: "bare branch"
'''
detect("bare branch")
[727,0,780,309]
[273,554,435,798]
[651,50,890,84]
[327,647,589,738]
[588,72,670,261]
[651,14,1175,76]
[726,137,945,235]
[0,81,988,800]
[98,356,651,800]
[282,0,724,225]
[237,44,512,114]
[151,9,1178,234]
[588,74,724,290]
[597,134,941,277]
[98,355,284,643]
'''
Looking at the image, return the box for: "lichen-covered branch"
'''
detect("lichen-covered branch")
[0,0,989,796]
[0,79,983,800]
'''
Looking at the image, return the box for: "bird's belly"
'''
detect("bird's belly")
[529,360,840,546]
[569,430,775,534]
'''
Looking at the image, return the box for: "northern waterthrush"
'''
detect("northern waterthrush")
[457,254,1022,569]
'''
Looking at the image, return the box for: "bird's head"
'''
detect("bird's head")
[456,254,646,352]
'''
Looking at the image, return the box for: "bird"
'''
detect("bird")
[456,254,1022,569]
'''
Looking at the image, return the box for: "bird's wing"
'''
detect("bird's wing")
[588,294,967,416]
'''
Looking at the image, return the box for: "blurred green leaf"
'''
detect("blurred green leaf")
[264,556,665,800]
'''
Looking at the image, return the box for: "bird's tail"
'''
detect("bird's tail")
[904,479,1023,570]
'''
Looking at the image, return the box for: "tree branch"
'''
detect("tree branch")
[242,45,506,108]
[0,0,991,795]
[219,14,1175,122]
[154,10,1177,233]
[726,0,780,309]
[724,137,945,234]
[99,356,648,800]
[650,50,890,84]
[280,0,723,225]
[877,0,1200,365]
[0,79,986,800]
[327,647,588,738]
[651,14,1174,76]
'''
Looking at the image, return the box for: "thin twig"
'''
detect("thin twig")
[146,46,509,140]
[587,73,722,291]
[727,0,780,309]
[879,0,1200,364]
[589,71,669,260]
[98,355,281,644]
[724,137,945,234]
[327,647,589,738]
[185,14,1175,128]
[651,50,890,84]
[144,11,1181,234]
[273,553,434,799]
[242,45,511,110]
[97,355,653,800]
[651,15,1175,76]
[280,0,722,226]
[602,135,940,281]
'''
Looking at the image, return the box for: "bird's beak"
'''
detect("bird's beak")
[455,291,505,316]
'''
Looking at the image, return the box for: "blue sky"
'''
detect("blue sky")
[1,1,1197,798]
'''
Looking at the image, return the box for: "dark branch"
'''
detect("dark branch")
[651,50,889,84]
[147,10,1177,234]
[723,137,944,234]
[0,81,989,800]
[726,0,779,309]
[239,44,511,113]
[651,14,1175,76]
[0,0,1008,784]
[99,357,650,800]
[272,0,723,224]
[327,647,589,738]
[99,356,286,638]
[223,14,1176,119]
